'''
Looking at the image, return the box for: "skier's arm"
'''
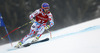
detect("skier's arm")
[45,13,54,29]
[48,13,54,27]
[29,9,39,20]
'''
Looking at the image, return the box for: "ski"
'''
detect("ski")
[23,38,49,47]
[8,38,49,51]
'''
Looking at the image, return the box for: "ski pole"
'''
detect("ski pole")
[46,30,52,39]
[1,21,32,39]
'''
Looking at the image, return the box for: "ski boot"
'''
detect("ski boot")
[31,37,39,43]
[15,42,22,48]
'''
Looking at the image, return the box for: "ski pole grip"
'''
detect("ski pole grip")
[1,37,3,40]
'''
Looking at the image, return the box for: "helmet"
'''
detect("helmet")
[41,3,50,9]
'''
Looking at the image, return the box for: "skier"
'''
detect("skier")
[15,2,54,48]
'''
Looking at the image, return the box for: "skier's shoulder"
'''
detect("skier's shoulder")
[47,11,51,14]
[47,11,53,17]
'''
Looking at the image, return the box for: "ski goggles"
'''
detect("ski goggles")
[42,7,50,10]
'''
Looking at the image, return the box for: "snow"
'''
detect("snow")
[0,18,100,53]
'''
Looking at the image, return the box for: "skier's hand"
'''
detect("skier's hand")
[45,25,50,30]
[30,19,36,23]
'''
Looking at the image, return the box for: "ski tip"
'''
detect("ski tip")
[45,38,49,40]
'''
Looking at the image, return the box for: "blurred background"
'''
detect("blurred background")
[0,0,100,45]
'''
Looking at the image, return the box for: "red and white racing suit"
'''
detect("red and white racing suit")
[20,9,54,44]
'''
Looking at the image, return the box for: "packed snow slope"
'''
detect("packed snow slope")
[0,18,100,53]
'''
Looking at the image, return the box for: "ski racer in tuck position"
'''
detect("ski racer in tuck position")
[15,2,54,48]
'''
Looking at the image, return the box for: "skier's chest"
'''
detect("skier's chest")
[36,13,49,20]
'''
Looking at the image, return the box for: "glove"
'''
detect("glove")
[45,25,50,30]
[30,19,36,23]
